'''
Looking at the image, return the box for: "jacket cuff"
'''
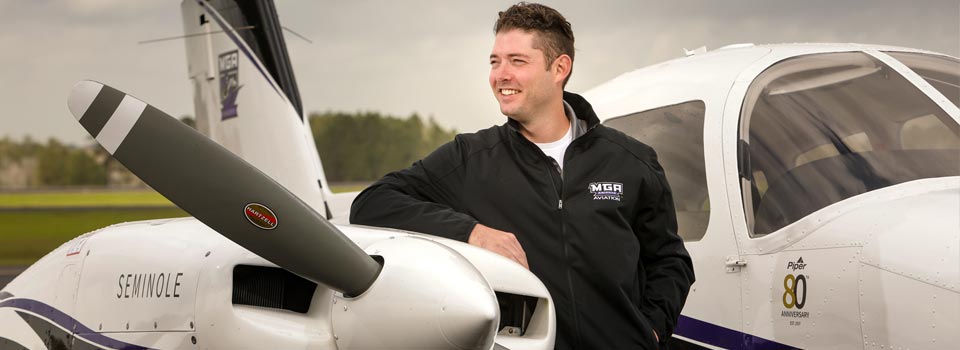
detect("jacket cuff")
[449,217,479,243]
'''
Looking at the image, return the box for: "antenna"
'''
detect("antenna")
[137,26,256,45]
[282,26,313,44]
[682,46,708,57]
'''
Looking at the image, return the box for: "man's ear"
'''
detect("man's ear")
[552,54,572,85]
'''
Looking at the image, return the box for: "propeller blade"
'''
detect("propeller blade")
[66,80,380,296]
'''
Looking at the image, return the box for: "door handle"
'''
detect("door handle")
[725,256,746,272]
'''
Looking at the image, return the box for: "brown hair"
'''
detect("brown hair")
[494,2,575,87]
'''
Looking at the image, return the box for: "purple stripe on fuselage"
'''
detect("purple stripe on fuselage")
[675,315,799,350]
[194,0,283,97]
[0,298,152,350]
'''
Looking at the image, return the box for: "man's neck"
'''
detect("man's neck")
[518,102,570,143]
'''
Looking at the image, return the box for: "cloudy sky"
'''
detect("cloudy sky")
[1,0,957,145]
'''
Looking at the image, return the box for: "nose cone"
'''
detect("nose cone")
[439,279,499,350]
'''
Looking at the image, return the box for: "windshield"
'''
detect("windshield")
[739,52,960,236]
[886,52,960,108]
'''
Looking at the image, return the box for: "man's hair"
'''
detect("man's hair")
[494,2,575,87]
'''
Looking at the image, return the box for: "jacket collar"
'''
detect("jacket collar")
[504,91,601,139]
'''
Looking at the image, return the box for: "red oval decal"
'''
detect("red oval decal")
[244,203,277,230]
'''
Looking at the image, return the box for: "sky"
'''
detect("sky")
[1,0,958,145]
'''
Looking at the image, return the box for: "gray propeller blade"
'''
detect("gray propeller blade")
[66,80,380,296]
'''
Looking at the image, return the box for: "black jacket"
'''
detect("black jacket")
[351,92,694,349]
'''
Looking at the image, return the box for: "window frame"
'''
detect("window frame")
[603,100,711,242]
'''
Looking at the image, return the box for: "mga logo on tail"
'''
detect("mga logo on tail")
[244,203,277,230]
[218,50,241,120]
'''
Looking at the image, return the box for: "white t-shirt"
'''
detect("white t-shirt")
[535,122,574,171]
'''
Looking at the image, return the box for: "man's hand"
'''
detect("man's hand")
[468,224,529,269]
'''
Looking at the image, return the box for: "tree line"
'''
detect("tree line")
[310,111,457,182]
[0,112,457,188]
[0,137,108,187]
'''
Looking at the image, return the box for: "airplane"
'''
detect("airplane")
[583,43,959,349]
[0,1,957,350]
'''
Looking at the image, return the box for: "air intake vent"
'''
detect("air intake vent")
[232,265,317,313]
[496,292,539,336]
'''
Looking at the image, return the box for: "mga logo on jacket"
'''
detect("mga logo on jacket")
[589,182,623,201]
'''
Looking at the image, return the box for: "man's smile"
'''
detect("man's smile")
[500,88,521,96]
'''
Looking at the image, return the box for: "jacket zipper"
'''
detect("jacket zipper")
[514,121,598,349]
[546,156,582,349]
[555,124,596,349]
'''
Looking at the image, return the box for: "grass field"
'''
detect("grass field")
[0,190,174,208]
[0,207,188,265]
[0,185,368,266]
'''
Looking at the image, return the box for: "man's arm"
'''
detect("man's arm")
[350,138,477,241]
[350,139,529,269]
[634,157,696,344]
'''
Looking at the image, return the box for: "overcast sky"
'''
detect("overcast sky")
[1,0,957,145]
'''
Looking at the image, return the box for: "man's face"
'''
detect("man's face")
[489,29,562,122]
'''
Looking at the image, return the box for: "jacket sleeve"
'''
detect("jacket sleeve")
[350,137,478,242]
[634,155,696,345]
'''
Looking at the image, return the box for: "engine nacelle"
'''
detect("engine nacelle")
[332,236,499,350]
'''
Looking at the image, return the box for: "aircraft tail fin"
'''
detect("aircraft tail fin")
[180,0,333,218]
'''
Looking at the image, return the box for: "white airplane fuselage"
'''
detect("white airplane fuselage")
[584,43,959,349]
[0,219,554,349]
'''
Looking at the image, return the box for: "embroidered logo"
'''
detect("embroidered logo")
[588,182,623,201]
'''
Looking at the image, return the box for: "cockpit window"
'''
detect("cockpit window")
[886,52,960,108]
[739,52,960,236]
[604,101,709,241]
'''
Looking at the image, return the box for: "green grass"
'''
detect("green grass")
[0,207,187,265]
[0,184,367,207]
[0,186,368,266]
[0,190,174,208]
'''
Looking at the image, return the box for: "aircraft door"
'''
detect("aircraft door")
[727,51,955,348]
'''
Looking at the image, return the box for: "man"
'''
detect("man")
[351,3,694,349]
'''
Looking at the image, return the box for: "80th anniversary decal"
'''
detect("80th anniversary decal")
[781,257,810,325]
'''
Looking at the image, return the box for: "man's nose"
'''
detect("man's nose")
[492,67,513,84]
